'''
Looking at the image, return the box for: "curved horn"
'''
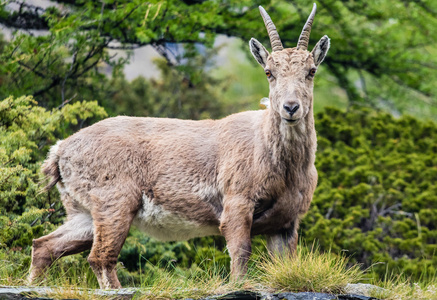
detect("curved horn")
[296,3,317,50]
[259,6,283,52]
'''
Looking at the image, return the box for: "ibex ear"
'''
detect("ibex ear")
[249,38,270,68]
[311,35,330,66]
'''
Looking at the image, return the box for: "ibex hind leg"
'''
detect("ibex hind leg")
[87,191,140,289]
[28,203,94,284]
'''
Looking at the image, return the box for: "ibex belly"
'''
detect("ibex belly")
[132,193,220,242]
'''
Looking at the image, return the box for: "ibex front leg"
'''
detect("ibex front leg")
[219,196,254,280]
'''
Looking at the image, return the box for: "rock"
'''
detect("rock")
[0,286,382,300]
[338,295,379,300]
[344,284,385,297]
[277,292,336,299]
[0,292,58,300]
[0,286,137,300]
[202,290,260,300]
[207,291,381,300]
[0,286,55,300]
[195,291,381,300]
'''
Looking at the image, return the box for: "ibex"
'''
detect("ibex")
[29,4,329,289]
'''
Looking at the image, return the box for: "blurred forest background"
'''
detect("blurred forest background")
[1,0,436,286]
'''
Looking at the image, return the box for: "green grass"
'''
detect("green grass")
[1,245,436,300]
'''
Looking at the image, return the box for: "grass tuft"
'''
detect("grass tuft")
[254,245,363,294]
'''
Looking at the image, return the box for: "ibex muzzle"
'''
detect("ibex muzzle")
[283,102,300,119]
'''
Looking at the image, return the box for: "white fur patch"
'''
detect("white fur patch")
[59,213,94,241]
[101,271,112,289]
[49,140,63,161]
[260,97,270,109]
[133,193,220,242]
[193,183,220,201]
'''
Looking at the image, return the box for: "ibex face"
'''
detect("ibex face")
[250,4,330,126]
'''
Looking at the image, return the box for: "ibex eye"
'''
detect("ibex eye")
[308,68,317,77]
[265,70,272,78]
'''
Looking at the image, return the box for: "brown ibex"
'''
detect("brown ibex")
[29,4,329,289]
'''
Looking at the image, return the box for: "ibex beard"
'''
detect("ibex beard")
[29,4,329,289]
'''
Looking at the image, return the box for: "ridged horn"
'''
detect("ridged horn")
[296,3,317,50]
[259,6,283,52]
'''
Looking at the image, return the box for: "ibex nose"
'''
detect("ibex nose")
[283,103,300,118]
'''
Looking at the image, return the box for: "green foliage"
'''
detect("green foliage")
[1,95,436,285]
[301,107,437,281]
[0,95,106,251]
[0,0,248,109]
[245,0,437,119]
[1,0,436,119]
[105,49,233,120]
[1,0,435,290]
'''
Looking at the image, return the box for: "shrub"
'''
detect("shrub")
[302,107,437,280]
[0,95,106,264]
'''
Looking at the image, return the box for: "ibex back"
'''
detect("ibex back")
[29,4,330,289]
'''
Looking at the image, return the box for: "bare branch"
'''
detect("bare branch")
[56,93,77,110]
[17,61,47,79]
[61,51,77,105]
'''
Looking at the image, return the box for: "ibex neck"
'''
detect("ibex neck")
[262,105,317,167]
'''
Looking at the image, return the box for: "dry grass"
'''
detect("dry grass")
[254,245,363,294]
[370,275,437,300]
[25,257,252,300]
[135,266,253,300]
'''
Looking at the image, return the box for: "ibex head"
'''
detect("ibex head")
[250,4,330,125]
